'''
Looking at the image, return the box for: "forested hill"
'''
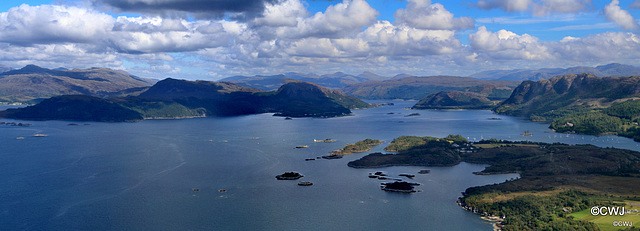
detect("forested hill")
[495,73,640,141]
[1,78,373,121]
[495,73,640,117]
[411,91,494,110]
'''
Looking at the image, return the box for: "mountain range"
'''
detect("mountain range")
[342,76,518,100]
[1,78,373,121]
[220,71,388,91]
[0,65,155,103]
[470,63,640,81]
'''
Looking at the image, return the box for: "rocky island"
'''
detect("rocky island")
[275,172,303,180]
[380,181,416,193]
[330,139,384,155]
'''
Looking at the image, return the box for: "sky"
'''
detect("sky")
[1,0,640,80]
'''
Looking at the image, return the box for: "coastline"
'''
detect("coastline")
[347,161,460,169]
[457,199,504,231]
[472,171,519,175]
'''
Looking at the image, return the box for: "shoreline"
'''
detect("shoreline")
[347,162,460,169]
[457,199,504,231]
[472,171,519,175]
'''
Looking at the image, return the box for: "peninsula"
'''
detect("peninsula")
[494,73,640,142]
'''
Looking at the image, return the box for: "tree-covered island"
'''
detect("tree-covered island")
[330,139,384,155]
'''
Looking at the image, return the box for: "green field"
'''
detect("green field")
[572,201,640,231]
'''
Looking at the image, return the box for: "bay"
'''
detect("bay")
[1,101,638,230]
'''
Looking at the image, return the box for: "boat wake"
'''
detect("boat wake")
[54,161,187,218]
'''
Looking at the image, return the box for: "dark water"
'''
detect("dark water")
[1,102,638,230]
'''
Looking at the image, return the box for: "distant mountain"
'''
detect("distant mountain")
[494,73,640,142]
[2,79,373,121]
[494,73,640,117]
[0,64,11,73]
[470,63,640,81]
[0,65,156,103]
[342,75,519,100]
[411,91,494,110]
[220,71,389,91]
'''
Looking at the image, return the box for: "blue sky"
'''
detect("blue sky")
[0,0,639,80]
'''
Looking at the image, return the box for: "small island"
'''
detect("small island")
[380,181,416,193]
[275,172,303,180]
[348,135,468,168]
[411,91,495,110]
[330,139,384,155]
[297,181,313,186]
[314,139,336,143]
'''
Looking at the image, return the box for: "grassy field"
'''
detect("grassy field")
[572,201,640,231]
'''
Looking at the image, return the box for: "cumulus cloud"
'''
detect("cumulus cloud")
[111,16,234,53]
[469,26,551,60]
[252,0,307,27]
[92,0,282,19]
[0,43,123,69]
[604,0,640,31]
[360,21,461,56]
[474,0,592,16]
[276,0,378,39]
[0,4,114,45]
[394,0,474,30]
[551,32,640,62]
[6,0,640,79]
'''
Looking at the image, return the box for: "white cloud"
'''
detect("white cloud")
[360,21,461,56]
[474,0,592,16]
[110,17,233,53]
[469,26,552,60]
[532,0,592,16]
[394,0,474,30]
[4,0,640,80]
[551,32,640,62]
[604,0,640,31]
[274,0,379,39]
[0,43,122,69]
[0,4,114,45]
[252,0,307,27]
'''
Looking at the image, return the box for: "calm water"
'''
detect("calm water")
[1,102,638,230]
